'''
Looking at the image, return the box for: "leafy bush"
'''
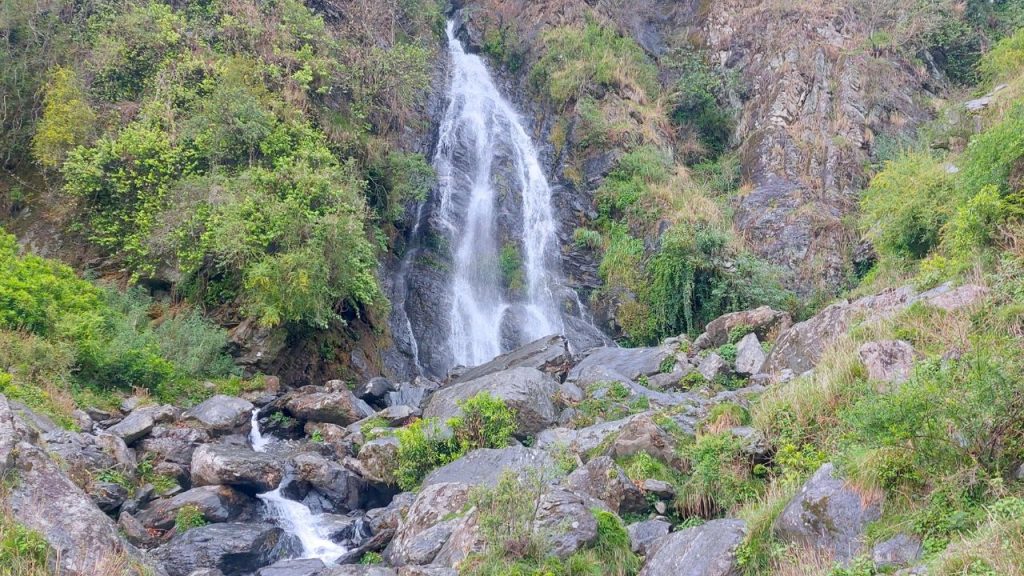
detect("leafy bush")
[677,432,760,519]
[394,419,460,491]
[449,392,517,452]
[859,152,955,261]
[0,509,49,575]
[499,244,525,294]
[667,52,735,158]
[31,66,96,169]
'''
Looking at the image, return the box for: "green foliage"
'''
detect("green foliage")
[727,325,754,345]
[366,151,434,223]
[716,343,737,363]
[449,392,517,452]
[677,432,760,519]
[174,504,207,533]
[667,52,735,158]
[573,228,603,251]
[89,1,185,101]
[531,21,659,106]
[0,508,49,575]
[394,419,460,491]
[359,551,383,565]
[360,416,390,440]
[979,23,1024,81]
[859,152,955,260]
[499,244,525,294]
[32,66,96,169]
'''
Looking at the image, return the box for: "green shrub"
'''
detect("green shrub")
[366,151,434,223]
[499,244,525,294]
[980,27,1024,80]
[359,551,383,565]
[0,509,49,574]
[859,152,955,261]
[394,419,460,491]
[677,432,760,519]
[449,392,517,452]
[667,52,735,158]
[174,504,207,533]
[31,66,96,169]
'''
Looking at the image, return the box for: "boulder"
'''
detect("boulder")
[734,333,766,376]
[697,353,730,381]
[384,482,471,566]
[774,463,882,563]
[286,388,375,426]
[627,519,671,556]
[421,447,555,488]
[423,367,558,437]
[357,437,400,485]
[287,451,384,513]
[639,519,747,576]
[191,444,284,493]
[320,567,397,576]
[356,377,397,407]
[604,414,684,467]
[642,479,676,500]
[858,340,916,385]
[872,533,922,569]
[696,306,792,350]
[376,405,421,427]
[106,410,155,445]
[564,456,646,515]
[139,426,212,469]
[534,486,600,558]
[387,377,441,410]
[89,480,129,513]
[453,335,574,384]
[568,346,676,382]
[118,511,157,548]
[182,395,255,436]
[255,558,327,576]
[135,485,256,530]
[152,522,294,576]
[397,567,456,576]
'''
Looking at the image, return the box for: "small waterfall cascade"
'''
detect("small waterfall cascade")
[435,20,565,367]
[250,410,348,562]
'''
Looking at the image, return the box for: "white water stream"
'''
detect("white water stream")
[250,409,347,563]
[435,20,564,367]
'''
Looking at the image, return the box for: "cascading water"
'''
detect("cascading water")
[435,20,566,367]
[250,410,347,562]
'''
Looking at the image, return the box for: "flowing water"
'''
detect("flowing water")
[435,20,565,367]
[250,410,347,562]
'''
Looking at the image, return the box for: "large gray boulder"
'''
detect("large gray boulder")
[568,346,676,382]
[534,486,600,558]
[627,519,671,556]
[384,482,472,566]
[357,437,400,485]
[255,558,327,576]
[695,306,792,350]
[423,367,558,437]
[135,485,256,530]
[872,533,923,569]
[320,567,397,576]
[734,333,767,376]
[639,519,746,576]
[774,463,882,563]
[106,409,155,445]
[182,395,254,436]
[453,335,573,384]
[287,451,380,513]
[285,388,375,426]
[152,522,294,576]
[421,447,555,488]
[564,456,646,515]
[858,340,916,385]
[191,444,284,493]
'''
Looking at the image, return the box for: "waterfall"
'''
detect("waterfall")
[250,410,347,563]
[435,20,565,367]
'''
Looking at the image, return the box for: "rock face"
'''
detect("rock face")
[639,519,747,576]
[734,333,766,376]
[285,388,375,426]
[0,396,157,576]
[774,463,882,563]
[858,340,916,385]
[385,482,472,566]
[568,346,676,382]
[765,284,989,375]
[421,447,555,488]
[627,519,671,556]
[453,334,574,384]
[191,444,284,493]
[135,485,256,530]
[182,395,254,436]
[423,367,559,437]
[152,522,293,576]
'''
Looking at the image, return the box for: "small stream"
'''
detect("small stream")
[250,410,348,563]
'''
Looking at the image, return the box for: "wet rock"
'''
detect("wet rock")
[696,306,793,350]
[565,456,646,515]
[285,388,375,426]
[698,353,730,381]
[872,533,922,569]
[453,334,574,384]
[627,519,671,556]
[135,485,256,530]
[191,444,284,493]
[255,558,327,576]
[774,463,882,563]
[152,522,293,576]
[182,395,254,436]
[421,447,555,488]
[423,367,558,437]
[320,567,397,576]
[734,333,766,376]
[858,340,916,385]
[357,377,397,408]
[287,451,386,513]
[639,519,746,576]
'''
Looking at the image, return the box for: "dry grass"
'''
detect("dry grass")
[933,513,1024,575]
